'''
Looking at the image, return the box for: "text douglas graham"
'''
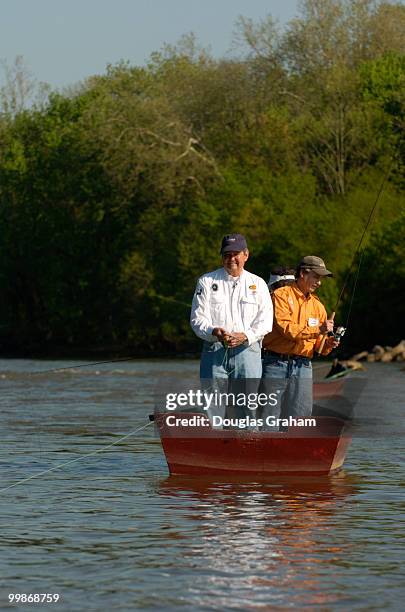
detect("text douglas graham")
[165,415,316,428]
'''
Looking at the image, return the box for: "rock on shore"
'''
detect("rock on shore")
[350,340,405,363]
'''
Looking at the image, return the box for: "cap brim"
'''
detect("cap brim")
[312,267,333,276]
[221,246,246,253]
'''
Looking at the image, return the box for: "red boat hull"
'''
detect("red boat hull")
[313,378,345,399]
[155,413,352,476]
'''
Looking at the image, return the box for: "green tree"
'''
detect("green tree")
[360,52,405,186]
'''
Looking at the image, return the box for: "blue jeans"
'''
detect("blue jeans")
[260,354,313,430]
[200,341,262,425]
[200,341,262,379]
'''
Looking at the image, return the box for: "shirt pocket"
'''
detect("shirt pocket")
[209,297,225,325]
[240,297,259,326]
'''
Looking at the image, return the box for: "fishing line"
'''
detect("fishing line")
[9,296,192,483]
[0,421,153,493]
[200,345,235,396]
[343,249,365,330]
[333,161,393,314]
[22,294,193,376]
[29,356,141,376]
[153,293,192,309]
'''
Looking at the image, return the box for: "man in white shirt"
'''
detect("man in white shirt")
[190,234,273,423]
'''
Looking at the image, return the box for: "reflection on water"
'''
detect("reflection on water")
[157,473,358,608]
[0,360,404,610]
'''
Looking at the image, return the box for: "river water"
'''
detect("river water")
[0,359,404,610]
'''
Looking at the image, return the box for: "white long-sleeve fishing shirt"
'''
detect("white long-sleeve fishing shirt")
[190,268,273,346]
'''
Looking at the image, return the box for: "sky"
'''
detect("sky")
[1,0,299,91]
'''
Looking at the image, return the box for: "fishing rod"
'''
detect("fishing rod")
[318,160,393,352]
[333,160,393,316]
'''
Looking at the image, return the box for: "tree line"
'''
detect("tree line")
[0,0,403,356]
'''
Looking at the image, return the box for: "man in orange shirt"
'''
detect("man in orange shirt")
[261,256,339,426]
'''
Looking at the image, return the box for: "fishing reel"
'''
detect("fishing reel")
[315,325,346,353]
[333,326,346,341]
[324,326,346,340]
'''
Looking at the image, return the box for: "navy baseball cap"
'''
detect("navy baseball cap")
[220,233,248,254]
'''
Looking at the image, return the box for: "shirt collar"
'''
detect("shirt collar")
[292,281,312,301]
[223,269,245,283]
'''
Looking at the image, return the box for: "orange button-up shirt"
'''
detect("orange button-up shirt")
[263,282,330,358]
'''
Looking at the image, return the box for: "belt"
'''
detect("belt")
[263,349,311,361]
